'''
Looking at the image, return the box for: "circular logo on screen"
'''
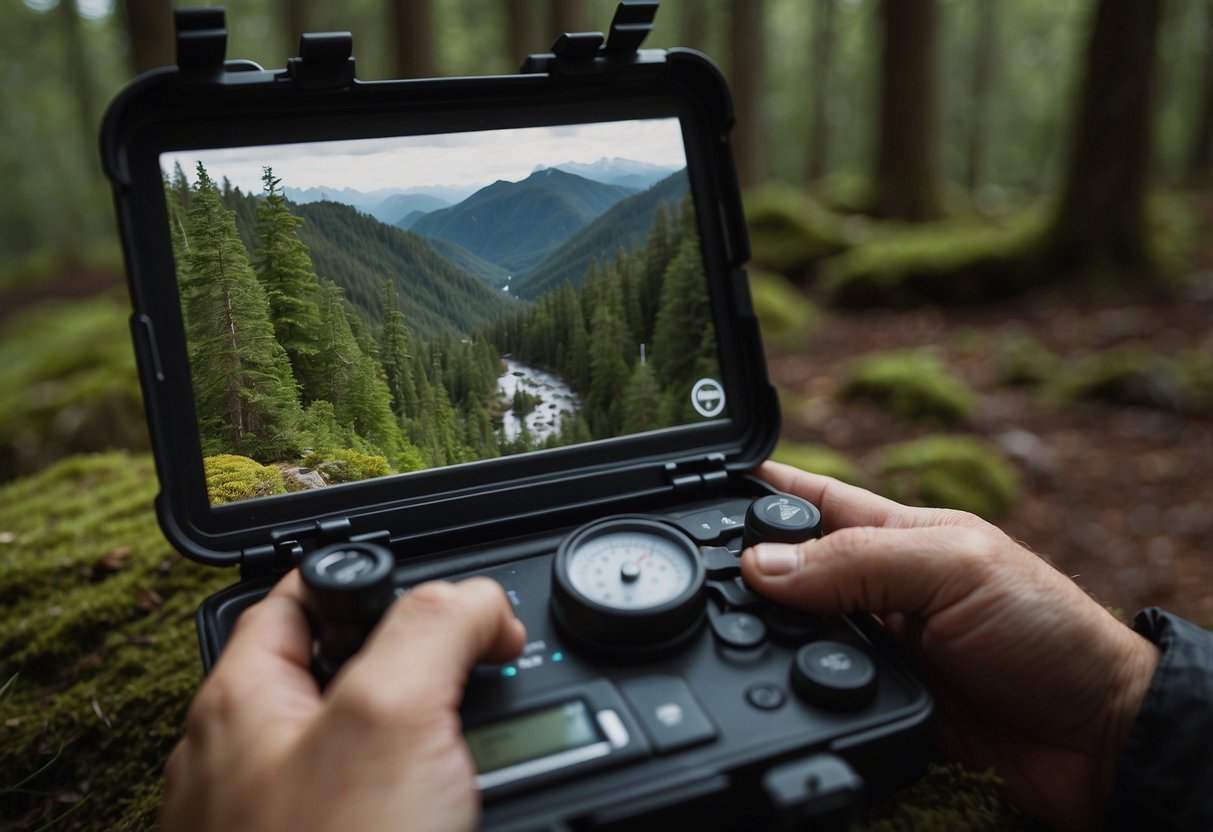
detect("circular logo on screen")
[690,378,726,418]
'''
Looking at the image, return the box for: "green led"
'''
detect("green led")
[552,652,564,662]
[501,666,518,678]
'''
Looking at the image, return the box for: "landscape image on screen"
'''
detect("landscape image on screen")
[160,118,726,506]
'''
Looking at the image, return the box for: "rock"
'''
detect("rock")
[282,466,328,490]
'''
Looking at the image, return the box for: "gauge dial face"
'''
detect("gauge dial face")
[565,529,697,611]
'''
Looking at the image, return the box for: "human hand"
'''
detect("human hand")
[160,573,526,832]
[740,461,1159,830]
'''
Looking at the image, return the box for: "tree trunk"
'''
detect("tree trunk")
[1049,0,1165,272]
[806,0,836,184]
[283,0,308,61]
[120,0,173,77]
[966,0,997,193]
[57,0,97,168]
[679,0,709,53]
[1188,0,1213,185]
[391,0,435,78]
[550,0,586,39]
[869,0,942,221]
[507,0,535,69]
[729,0,765,187]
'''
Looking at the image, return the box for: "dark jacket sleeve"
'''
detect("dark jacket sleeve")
[1106,607,1213,830]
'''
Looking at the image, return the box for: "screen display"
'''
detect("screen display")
[465,700,601,775]
[159,118,727,506]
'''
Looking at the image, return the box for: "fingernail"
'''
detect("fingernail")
[753,544,801,576]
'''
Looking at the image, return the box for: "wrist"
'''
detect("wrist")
[1093,625,1159,822]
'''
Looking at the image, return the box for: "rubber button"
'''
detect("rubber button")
[766,606,824,644]
[621,676,718,754]
[791,641,877,711]
[745,683,786,711]
[709,610,766,648]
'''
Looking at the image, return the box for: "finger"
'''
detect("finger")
[338,578,526,707]
[753,461,925,532]
[192,571,321,736]
[741,523,993,618]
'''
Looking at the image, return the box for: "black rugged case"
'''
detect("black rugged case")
[101,7,933,830]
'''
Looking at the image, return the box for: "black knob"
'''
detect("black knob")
[743,493,823,549]
[791,640,877,711]
[300,541,395,684]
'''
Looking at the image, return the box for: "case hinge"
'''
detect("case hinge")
[175,7,227,80]
[522,0,660,74]
[665,453,729,496]
[240,517,389,581]
[284,32,357,90]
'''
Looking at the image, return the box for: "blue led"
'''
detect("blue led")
[552,652,564,662]
[501,666,518,678]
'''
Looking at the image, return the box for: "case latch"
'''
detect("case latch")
[175,7,227,80]
[522,0,660,73]
[665,453,729,496]
[284,32,357,90]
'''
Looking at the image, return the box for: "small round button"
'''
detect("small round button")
[791,640,877,711]
[746,683,786,711]
[743,493,822,548]
[710,610,767,648]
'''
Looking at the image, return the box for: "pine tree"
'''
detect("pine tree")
[255,167,324,398]
[378,280,418,419]
[180,163,301,461]
[621,359,663,434]
[651,233,713,422]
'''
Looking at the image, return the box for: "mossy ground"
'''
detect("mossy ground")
[0,452,1020,830]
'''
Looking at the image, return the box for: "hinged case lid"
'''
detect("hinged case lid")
[101,3,778,575]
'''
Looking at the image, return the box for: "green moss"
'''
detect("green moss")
[840,350,977,425]
[1052,345,1213,417]
[302,448,391,484]
[743,184,852,277]
[996,329,1061,386]
[0,296,148,481]
[859,763,1032,831]
[770,441,866,487]
[0,452,234,831]
[748,269,820,350]
[204,454,288,504]
[821,211,1048,307]
[875,436,1019,520]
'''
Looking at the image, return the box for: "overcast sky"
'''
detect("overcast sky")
[161,118,687,197]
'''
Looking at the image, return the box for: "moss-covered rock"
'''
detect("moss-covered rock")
[859,763,1032,831]
[302,447,391,484]
[748,269,821,350]
[840,350,977,425]
[1053,345,1213,417]
[820,212,1048,307]
[996,329,1061,386]
[770,441,866,487]
[0,452,234,831]
[744,184,852,277]
[204,454,288,505]
[875,436,1019,520]
[0,296,147,482]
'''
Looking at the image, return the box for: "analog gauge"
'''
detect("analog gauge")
[551,518,706,653]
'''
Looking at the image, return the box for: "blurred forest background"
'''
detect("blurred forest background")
[2,1,1212,828]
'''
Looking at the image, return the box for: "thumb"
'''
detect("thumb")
[741,525,991,618]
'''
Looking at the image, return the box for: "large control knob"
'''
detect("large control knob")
[300,541,395,685]
[743,493,823,549]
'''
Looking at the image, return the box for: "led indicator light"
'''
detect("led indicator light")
[552,652,564,662]
[501,666,518,678]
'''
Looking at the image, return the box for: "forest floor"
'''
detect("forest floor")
[769,280,1213,627]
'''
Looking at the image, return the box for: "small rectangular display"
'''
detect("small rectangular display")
[465,700,601,775]
[159,118,728,506]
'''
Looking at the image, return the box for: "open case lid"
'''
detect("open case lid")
[100,3,778,576]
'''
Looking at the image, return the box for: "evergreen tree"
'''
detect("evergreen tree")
[651,234,713,422]
[254,167,324,399]
[621,360,663,434]
[378,280,418,419]
[180,163,301,460]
